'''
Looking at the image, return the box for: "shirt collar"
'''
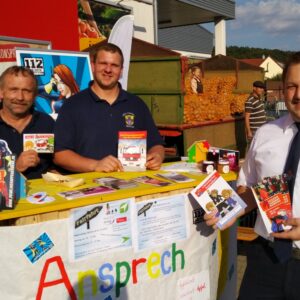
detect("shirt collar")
[282,113,297,133]
[0,109,38,131]
[88,81,127,104]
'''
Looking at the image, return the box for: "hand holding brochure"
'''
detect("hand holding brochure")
[190,170,247,229]
[251,174,292,233]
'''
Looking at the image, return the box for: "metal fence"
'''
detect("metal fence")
[265,100,288,120]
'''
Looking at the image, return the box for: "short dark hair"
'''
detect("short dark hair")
[282,52,300,84]
[0,65,38,94]
[90,42,124,67]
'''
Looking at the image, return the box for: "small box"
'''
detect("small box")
[187,140,210,163]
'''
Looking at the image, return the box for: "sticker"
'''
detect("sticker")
[23,232,54,263]
[26,192,55,204]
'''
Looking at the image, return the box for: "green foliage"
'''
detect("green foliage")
[226,46,295,64]
[269,73,282,81]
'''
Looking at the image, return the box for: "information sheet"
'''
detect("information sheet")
[69,198,134,260]
[133,194,189,251]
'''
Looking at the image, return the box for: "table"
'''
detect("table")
[0,170,238,300]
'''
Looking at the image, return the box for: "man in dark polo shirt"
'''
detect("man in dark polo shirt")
[54,43,164,173]
[0,66,54,179]
[244,80,267,145]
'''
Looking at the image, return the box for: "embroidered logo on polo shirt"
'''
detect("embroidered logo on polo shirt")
[123,112,135,128]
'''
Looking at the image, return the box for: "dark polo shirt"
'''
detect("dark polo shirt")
[54,86,163,160]
[0,111,55,179]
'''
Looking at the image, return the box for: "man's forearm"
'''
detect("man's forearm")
[237,185,257,214]
[244,112,251,135]
[54,150,98,173]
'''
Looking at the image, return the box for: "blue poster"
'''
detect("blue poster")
[16,49,93,116]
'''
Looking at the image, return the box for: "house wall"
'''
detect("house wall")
[261,57,283,79]
[110,0,155,43]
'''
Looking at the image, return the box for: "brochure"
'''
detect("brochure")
[160,162,202,173]
[251,174,292,233]
[58,185,115,200]
[93,177,138,189]
[118,131,147,171]
[0,139,16,210]
[155,172,195,183]
[23,133,54,153]
[190,170,247,229]
[133,175,173,187]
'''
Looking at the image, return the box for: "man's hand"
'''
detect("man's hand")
[16,150,40,172]
[145,145,164,170]
[204,212,240,230]
[145,152,163,170]
[94,155,123,173]
[272,218,300,241]
[203,212,220,229]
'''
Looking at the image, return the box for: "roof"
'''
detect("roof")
[158,0,235,28]
[158,25,213,55]
[239,58,264,67]
[82,37,181,58]
[203,54,263,71]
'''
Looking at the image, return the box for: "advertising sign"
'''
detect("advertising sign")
[0,35,51,76]
[78,0,131,50]
[16,49,93,118]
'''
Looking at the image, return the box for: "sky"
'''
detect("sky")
[225,0,300,51]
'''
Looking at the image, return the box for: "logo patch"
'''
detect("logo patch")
[123,112,135,128]
[23,232,54,263]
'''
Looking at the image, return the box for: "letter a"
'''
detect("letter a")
[36,256,77,300]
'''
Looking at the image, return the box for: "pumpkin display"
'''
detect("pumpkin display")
[184,75,247,123]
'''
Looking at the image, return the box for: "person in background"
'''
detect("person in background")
[204,52,300,300]
[244,80,266,145]
[54,43,164,173]
[0,66,55,179]
[190,66,203,94]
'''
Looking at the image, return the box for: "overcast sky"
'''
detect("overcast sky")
[226,0,300,50]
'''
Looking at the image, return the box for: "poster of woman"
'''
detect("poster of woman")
[15,48,93,118]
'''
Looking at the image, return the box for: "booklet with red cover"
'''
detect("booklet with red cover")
[251,174,292,233]
[118,131,147,171]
